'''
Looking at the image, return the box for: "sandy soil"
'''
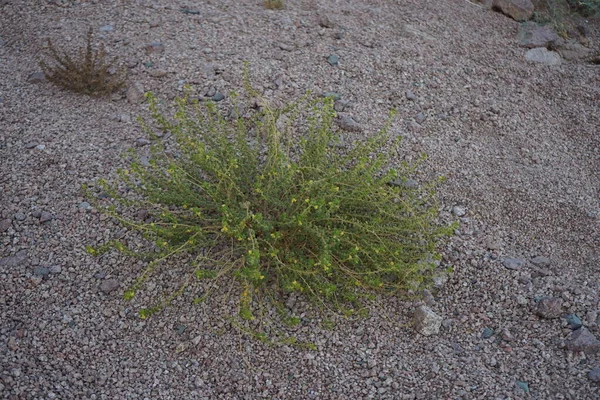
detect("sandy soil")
[1,0,599,398]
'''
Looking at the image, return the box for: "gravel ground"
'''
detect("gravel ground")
[1,0,599,399]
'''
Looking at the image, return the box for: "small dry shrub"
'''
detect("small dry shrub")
[264,0,284,10]
[39,28,125,96]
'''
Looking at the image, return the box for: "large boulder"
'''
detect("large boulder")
[517,22,559,48]
[524,47,562,66]
[414,305,442,336]
[493,0,534,21]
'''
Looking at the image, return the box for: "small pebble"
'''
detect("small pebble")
[145,42,165,55]
[502,257,526,270]
[564,314,583,330]
[14,212,26,221]
[327,55,339,66]
[212,92,225,102]
[482,327,494,339]
[515,380,529,393]
[136,138,151,147]
[535,297,562,319]
[415,112,425,124]
[100,279,120,294]
[452,206,466,217]
[405,90,416,101]
[588,367,600,383]
[33,266,50,279]
[99,25,113,32]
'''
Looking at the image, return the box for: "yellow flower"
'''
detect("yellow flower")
[291,198,297,203]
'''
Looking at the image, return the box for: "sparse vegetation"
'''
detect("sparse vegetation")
[87,81,453,324]
[39,28,126,96]
[264,0,284,10]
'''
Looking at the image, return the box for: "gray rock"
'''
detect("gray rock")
[531,255,550,267]
[323,92,342,101]
[14,212,26,221]
[515,380,530,393]
[415,112,425,124]
[25,142,39,149]
[33,266,50,278]
[99,25,113,32]
[94,271,107,279]
[327,55,339,66]
[502,257,526,270]
[564,314,583,330]
[452,206,466,217]
[524,47,562,66]
[79,202,93,211]
[588,368,600,383]
[405,90,416,101]
[49,265,62,274]
[135,138,151,147]
[337,115,361,132]
[212,92,225,102]
[535,297,562,319]
[205,86,217,97]
[148,68,168,78]
[421,289,436,306]
[100,278,120,294]
[482,327,495,339]
[39,211,53,223]
[432,273,448,289]
[0,250,28,267]
[554,40,593,61]
[565,327,600,355]
[127,82,145,104]
[145,42,165,55]
[318,14,334,28]
[492,0,534,21]
[413,305,442,336]
[27,72,47,84]
[334,100,350,112]
[0,218,11,232]
[517,22,559,48]
[118,113,131,123]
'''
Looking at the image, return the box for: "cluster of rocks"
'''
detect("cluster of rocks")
[488,0,594,65]
[413,246,600,384]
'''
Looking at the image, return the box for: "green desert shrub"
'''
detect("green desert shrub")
[87,86,452,322]
[39,28,125,96]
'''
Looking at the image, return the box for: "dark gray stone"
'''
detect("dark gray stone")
[515,380,530,393]
[405,90,416,101]
[39,211,53,223]
[327,55,339,66]
[492,0,534,21]
[27,72,46,84]
[565,328,600,355]
[212,92,225,102]
[100,278,120,294]
[323,92,342,101]
[531,255,550,267]
[502,257,526,270]
[33,266,50,278]
[0,218,11,233]
[482,327,495,339]
[0,250,28,268]
[79,202,92,211]
[337,115,361,132]
[588,368,600,383]
[565,314,583,330]
[535,297,562,319]
[415,112,425,124]
[14,212,26,221]
[135,138,151,147]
